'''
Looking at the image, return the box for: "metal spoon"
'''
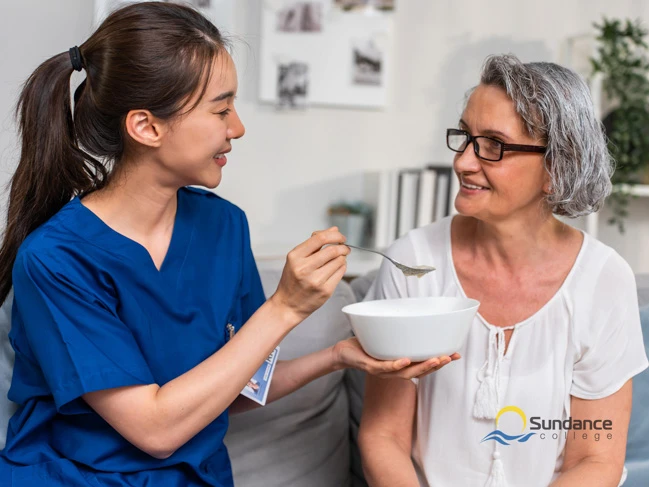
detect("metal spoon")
[343,244,435,278]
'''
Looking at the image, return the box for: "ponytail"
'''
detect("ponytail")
[0,49,107,304]
[0,1,227,305]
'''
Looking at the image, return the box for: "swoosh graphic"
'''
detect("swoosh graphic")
[483,435,511,446]
[481,431,537,446]
[481,430,526,441]
[516,433,536,443]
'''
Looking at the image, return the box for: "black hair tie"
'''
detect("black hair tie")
[69,46,83,72]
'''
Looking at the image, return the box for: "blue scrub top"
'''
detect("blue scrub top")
[0,187,266,486]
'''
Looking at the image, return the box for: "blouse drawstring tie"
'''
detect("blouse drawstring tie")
[474,325,515,487]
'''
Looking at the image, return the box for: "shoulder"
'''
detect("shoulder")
[368,217,452,301]
[14,225,100,288]
[567,234,639,342]
[13,240,91,301]
[387,217,451,261]
[571,234,636,297]
[16,207,81,270]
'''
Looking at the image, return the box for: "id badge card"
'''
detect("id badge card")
[240,346,280,406]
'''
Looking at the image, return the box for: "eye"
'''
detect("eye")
[483,138,501,149]
[215,108,231,118]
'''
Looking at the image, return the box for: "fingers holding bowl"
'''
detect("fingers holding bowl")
[358,352,461,380]
[383,354,460,379]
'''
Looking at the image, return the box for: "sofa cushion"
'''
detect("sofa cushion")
[225,269,356,487]
[637,274,649,307]
[625,304,649,487]
[344,368,367,487]
[345,272,377,487]
[0,290,17,450]
[349,269,378,303]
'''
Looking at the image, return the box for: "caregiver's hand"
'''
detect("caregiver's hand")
[333,337,461,379]
[271,227,350,323]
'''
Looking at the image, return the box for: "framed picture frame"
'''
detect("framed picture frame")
[93,0,235,34]
[258,0,395,109]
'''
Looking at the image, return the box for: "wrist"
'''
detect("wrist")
[267,293,304,331]
[329,343,345,372]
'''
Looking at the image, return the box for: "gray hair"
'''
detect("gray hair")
[478,54,613,217]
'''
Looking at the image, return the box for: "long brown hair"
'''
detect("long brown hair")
[0,2,227,304]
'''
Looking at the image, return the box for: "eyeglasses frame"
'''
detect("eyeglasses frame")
[446,128,546,162]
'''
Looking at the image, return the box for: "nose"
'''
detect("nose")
[453,140,482,174]
[227,109,246,140]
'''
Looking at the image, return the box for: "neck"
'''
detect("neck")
[83,158,180,237]
[464,212,572,271]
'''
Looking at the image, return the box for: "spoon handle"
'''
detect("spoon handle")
[343,244,399,266]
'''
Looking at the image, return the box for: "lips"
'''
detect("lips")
[461,176,490,190]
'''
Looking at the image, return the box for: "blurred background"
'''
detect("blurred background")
[1,0,648,276]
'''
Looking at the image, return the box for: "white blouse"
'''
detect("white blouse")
[365,217,648,487]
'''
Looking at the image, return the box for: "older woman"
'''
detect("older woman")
[359,54,649,487]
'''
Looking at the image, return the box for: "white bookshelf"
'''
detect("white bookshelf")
[618,184,649,198]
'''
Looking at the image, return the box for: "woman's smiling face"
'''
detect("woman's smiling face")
[452,84,551,222]
[154,52,245,189]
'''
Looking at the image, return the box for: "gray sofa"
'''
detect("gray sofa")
[0,270,648,487]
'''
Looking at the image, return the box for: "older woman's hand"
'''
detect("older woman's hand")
[333,337,461,379]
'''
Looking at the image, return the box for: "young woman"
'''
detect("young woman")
[0,3,456,486]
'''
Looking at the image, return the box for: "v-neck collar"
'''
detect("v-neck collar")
[66,188,194,274]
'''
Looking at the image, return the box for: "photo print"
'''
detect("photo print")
[277,62,309,108]
[334,0,394,12]
[276,2,323,33]
[190,0,211,7]
[352,39,383,86]
[161,0,211,6]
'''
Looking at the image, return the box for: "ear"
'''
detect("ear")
[124,109,167,148]
[542,168,552,195]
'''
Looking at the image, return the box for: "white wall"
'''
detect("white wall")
[1,0,648,272]
[0,1,94,192]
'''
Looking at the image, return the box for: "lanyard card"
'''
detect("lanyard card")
[240,346,280,406]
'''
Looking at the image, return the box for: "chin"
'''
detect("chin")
[204,178,222,190]
[455,203,494,222]
[197,170,223,190]
[454,199,478,217]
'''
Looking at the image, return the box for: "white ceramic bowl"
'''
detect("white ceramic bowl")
[342,297,480,361]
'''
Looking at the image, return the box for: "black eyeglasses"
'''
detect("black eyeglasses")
[446,128,546,162]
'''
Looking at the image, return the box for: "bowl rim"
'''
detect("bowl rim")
[341,296,480,317]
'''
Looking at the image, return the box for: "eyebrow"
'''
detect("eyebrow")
[459,119,511,140]
[210,91,235,103]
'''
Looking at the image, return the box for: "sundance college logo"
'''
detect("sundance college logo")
[480,406,614,446]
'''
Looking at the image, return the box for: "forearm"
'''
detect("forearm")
[142,298,300,452]
[230,345,339,414]
[550,459,623,487]
[361,437,419,487]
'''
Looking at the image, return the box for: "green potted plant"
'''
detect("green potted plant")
[327,201,373,247]
[591,17,649,232]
